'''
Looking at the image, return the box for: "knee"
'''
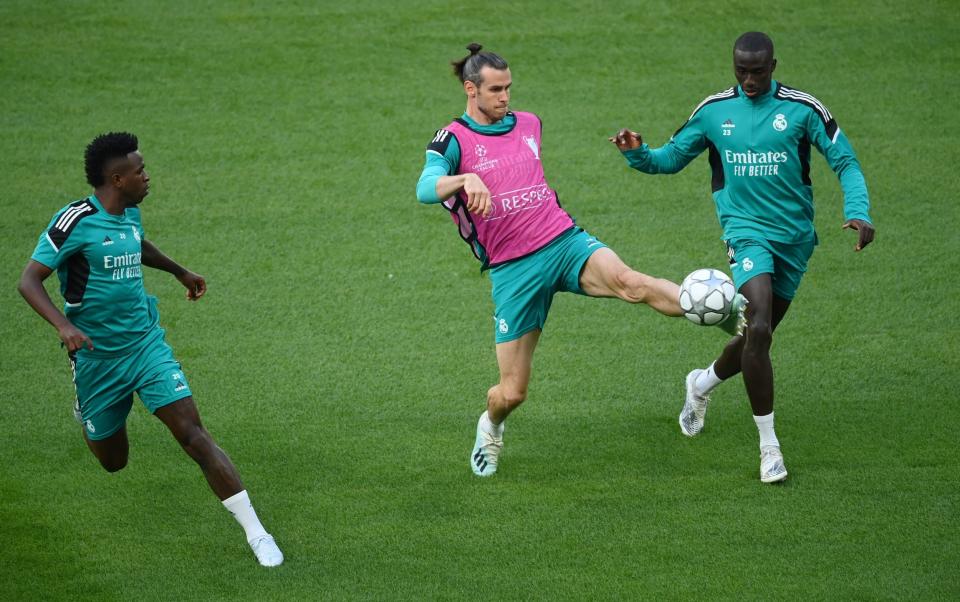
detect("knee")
[178,425,216,459]
[499,385,527,409]
[744,318,773,350]
[613,269,647,303]
[99,455,128,473]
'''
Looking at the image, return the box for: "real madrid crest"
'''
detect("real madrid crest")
[772,113,788,131]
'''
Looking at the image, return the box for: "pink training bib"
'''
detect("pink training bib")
[444,111,573,267]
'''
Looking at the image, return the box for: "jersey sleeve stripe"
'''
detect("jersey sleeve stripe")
[783,89,832,120]
[776,86,833,123]
[48,200,97,252]
[686,87,737,121]
[55,205,89,230]
[427,128,455,156]
[44,231,61,253]
[778,89,831,121]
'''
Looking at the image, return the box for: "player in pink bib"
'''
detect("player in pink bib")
[416,44,689,477]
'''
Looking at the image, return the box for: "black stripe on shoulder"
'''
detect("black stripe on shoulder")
[674,87,739,136]
[775,83,838,138]
[47,199,98,252]
[427,128,456,156]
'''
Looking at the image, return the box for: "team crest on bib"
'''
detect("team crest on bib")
[772,114,788,131]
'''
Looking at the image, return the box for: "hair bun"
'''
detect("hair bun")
[466,42,483,55]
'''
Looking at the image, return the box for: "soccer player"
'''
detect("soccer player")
[17,133,284,566]
[417,44,724,477]
[611,32,875,483]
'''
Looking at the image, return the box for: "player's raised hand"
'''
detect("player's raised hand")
[58,322,93,351]
[177,271,207,300]
[463,173,492,218]
[609,128,643,151]
[842,219,875,251]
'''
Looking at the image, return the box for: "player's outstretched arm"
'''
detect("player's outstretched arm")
[609,128,643,151]
[17,260,94,351]
[842,219,875,252]
[141,239,206,300]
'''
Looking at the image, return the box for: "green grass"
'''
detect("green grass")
[1,0,958,599]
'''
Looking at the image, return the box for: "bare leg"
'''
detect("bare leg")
[713,280,792,387]
[84,426,130,473]
[154,396,243,501]
[710,275,792,416]
[487,329,541,424]
[578,247,683,316]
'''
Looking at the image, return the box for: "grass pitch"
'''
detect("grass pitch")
[1,1,958,599]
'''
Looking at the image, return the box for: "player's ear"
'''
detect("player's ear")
[770,58,777,73]
[464,80,477,98]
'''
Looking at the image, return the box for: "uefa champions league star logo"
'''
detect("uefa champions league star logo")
[772,114,788,131]
[471,145,499,172]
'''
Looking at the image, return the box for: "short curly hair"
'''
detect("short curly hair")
[84,132,139,187]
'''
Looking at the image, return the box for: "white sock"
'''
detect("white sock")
[753,412,780,448]
[695,362,724,395]
[479,411,504,437]
[222,490,268,543]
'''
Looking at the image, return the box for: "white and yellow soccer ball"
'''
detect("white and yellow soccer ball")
[679,268,737,325]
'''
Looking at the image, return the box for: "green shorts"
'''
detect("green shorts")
[726,237,816,301]
[70,327,192,440]
[489,227,607,343]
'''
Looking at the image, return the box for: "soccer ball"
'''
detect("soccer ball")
[679,268,736,326]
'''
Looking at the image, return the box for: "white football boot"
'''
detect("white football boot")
[679,369,710,437]
[470,416,503,477]
[759,445,788,483]
[249,534,284,567]
[718,293,748,337]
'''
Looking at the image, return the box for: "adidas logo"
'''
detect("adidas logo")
[102,236,114,246]
[721,119,736,129]
[473,449,488,472]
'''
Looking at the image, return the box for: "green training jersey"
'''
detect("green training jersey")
[31,194,159,358]
[623,80,871,244]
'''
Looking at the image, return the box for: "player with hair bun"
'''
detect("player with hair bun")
[417,44,738,477]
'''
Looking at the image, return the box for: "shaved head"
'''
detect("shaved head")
[734,31,774,57]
